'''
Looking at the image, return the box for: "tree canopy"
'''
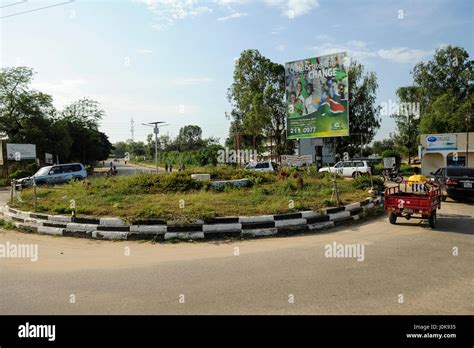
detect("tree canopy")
[0,67,113,165]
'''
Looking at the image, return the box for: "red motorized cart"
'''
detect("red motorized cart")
[384,182,442,228]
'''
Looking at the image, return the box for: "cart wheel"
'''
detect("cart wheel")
[429,210,437,229]
[389,212,397,225]
[394,175,403,184]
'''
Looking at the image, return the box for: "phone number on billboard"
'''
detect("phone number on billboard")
[289,127,316,134]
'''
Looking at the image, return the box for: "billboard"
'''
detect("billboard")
[45,152,54,164]
[426,134,457,151]
[285,52,349,139]
[6,143,36,160]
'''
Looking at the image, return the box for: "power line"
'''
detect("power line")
[0,0,74,19]
[0,0,27,9]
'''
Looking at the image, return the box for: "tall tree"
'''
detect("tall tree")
[175,125,203,151]
[391,86,422,164]
[0,67,55,139]
[59,98,112,164]
[410,45,473,134]
[227,49,286,157]
[336,61,381,157]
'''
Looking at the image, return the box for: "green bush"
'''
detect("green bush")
[400,164,415,175]
[120,173,203,194]
[352,176,385,192]
[0,178,8,187]
[8,168,34,180]
[372,163,384,175]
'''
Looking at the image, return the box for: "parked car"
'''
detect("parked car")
[15,163,87,188]
[244,161,277,172]
[319,160,372,178]
[430,167,474,202]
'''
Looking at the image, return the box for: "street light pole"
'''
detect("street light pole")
[143,121,167,174]
[154,124,159,173]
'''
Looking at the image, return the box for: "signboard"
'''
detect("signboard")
[281,155,313,167]
[285,52,349,139]
[6,143,36,160]
[45,152,53,164]
[383,157,396,169]
[426,134,457,151]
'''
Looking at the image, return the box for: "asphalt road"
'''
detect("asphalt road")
[97,159,159,176]
[0,195,472,314]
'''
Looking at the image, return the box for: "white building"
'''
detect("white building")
[420,132,474,175]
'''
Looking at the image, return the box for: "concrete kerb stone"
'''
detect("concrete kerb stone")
[2,196,384,241]
[165,232,205,240]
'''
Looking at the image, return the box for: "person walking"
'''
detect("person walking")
[169,164,173,172]
[165,163,168,172]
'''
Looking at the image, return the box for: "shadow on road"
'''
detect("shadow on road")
[385,214,474,235]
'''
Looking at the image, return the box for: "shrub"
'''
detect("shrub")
[8,168,34,180]
[352,176,385,192]
[247,175,263,187]
[400,164,415,175]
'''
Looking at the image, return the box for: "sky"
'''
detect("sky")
[1,0,473,145]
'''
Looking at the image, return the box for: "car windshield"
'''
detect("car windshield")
[34,167,51,176]
[446,167,474,177]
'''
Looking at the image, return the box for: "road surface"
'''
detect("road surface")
[0,193,472,314]
[96,159,160,176]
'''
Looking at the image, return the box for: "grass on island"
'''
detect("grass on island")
[11,167,376,223]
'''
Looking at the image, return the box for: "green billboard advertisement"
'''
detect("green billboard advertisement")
[285,52,349,139]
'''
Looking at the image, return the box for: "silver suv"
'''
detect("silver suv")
[16,163,87,188]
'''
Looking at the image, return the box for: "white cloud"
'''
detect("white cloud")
[270,25,286,35]
[31,79,89,108]
[314,34,333,41]
[171,77,213,85]
[307,41,376,60]
[135,0,213,30]
[264,0,319,17]
[377,47,432,63]
[214,0,250,6]
[276,44,286,51]
[218,11,248,21]
[308,41,432,64]
[137,48,153,54]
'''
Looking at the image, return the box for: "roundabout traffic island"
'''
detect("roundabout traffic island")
[2,169,386,241]
[0,196,384,242]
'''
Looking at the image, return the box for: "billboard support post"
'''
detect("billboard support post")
[33,178,37,212]
[466,115,470,167]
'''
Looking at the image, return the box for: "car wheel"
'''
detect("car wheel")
[428,210,436,229]
[389,212,397,225]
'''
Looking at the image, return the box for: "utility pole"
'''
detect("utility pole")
[131,117,135,142]
[143,121,167,174]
